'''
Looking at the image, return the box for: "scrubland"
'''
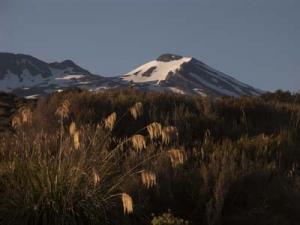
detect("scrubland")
[0,89,299,225]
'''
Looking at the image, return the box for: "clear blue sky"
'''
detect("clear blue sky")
[1,0,299,91]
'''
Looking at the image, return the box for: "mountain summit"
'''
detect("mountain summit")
[122,53,263,97]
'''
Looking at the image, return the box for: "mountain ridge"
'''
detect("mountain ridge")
[0,52,263,98]
[0,52,122,97]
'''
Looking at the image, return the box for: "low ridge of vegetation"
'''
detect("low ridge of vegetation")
[0,89,299,225]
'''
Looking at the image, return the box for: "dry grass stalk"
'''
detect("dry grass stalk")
[122,193,133,214]
[92,168,101,186]
[20,107,32,124]
[11,107,33,128]
[147,122,162,140]
[129,102,143,120]
[141,170,157,188]
[11,116,22,129]
[168,149,185,167]
[131,134,146,151]
[204,130,211,144]
[69,122,77,136]
[73,131,80,150]
[162,126,178,144]
[56,100,70,119]
[104,112,117,131]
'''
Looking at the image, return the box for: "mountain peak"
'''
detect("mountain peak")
[61,59,77,66]
[49,59,90,74]
[122,54,263,97]
[122,55,192,84]
[157,53,184,62]
[50,59,76,68]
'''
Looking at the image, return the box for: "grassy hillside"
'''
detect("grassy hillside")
[0,89,299,225]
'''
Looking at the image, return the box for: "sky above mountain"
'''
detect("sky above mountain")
[0,0,299,91]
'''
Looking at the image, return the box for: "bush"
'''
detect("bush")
[151,210,189,225]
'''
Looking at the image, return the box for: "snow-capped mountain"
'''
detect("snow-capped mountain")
[0,53,120,98]
[0,52,263,98]
[122,54,263,97]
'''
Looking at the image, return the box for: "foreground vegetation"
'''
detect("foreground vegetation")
[0,89,299,225]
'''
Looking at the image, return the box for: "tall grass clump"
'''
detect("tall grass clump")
[0,98,186,225]
[0,112,125,224]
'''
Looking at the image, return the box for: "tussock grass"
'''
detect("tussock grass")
[0,97,184,225]
[0,89,299,225]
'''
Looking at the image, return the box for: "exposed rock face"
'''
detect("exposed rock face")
[157,54,183,62]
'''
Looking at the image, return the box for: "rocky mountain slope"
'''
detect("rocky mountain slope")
[122,54,263,97]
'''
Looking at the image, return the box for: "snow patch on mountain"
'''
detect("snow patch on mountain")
[123,57,192,84]
[167,87,186,95]
[193,88,208,97]
[55,75,85,80]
